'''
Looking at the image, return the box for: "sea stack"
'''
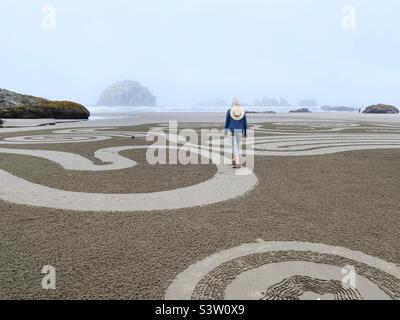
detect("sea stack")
[97,80,156,107]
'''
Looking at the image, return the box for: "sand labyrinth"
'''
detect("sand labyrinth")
[1,121,400,211]
[166,241,400,300]
[0,127,257,211]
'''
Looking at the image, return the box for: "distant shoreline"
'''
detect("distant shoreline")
[1,112,399,132]
[87,105,360,114]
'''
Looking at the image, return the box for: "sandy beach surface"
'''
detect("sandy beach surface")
[1,112,399,300]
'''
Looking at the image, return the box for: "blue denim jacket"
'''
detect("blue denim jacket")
[224,109,248,136]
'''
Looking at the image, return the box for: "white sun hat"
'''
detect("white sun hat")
[230,97,245,120]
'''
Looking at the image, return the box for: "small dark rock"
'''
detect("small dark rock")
[289,108,312,113]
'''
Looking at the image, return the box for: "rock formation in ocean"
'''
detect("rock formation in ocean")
[278,98,292,106]
[289,108,312,113]
[321,106,356,112]
[0,88,90,119]
[97,80,156,107]
[362,104,399,114]
[254,97,277,106]
[247,111,277,114]
[194,98,228,107]
[298,99,318,107]
[254,97,291,107]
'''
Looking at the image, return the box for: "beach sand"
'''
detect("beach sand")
[0,112,399,299]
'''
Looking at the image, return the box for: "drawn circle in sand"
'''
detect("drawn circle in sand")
[2,134,109,144]
[165,241,400,300]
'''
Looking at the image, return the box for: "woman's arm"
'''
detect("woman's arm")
[224,110,230,130]
[242,114,248,137]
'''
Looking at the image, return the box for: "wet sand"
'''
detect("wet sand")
[0,113,399,299]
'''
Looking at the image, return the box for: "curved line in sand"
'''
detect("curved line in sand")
[0,147,137,171]
[0,145,258,212]
[0,135,111,144]
[165,241,400,300]
[206,133,400,156]
[1,125,400,211]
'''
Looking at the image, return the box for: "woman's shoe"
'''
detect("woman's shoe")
[234,163,242,169]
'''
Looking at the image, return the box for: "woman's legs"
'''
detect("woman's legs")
[232,131,242,167]
[231,133,236,164]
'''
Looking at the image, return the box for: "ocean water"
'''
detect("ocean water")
[88,105,359,120]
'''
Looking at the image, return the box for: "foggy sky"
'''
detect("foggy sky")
[1,0,399,106]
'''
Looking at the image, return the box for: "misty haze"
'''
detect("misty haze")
[1,0,399,111]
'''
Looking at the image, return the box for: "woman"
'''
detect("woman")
[224,97,247,169]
